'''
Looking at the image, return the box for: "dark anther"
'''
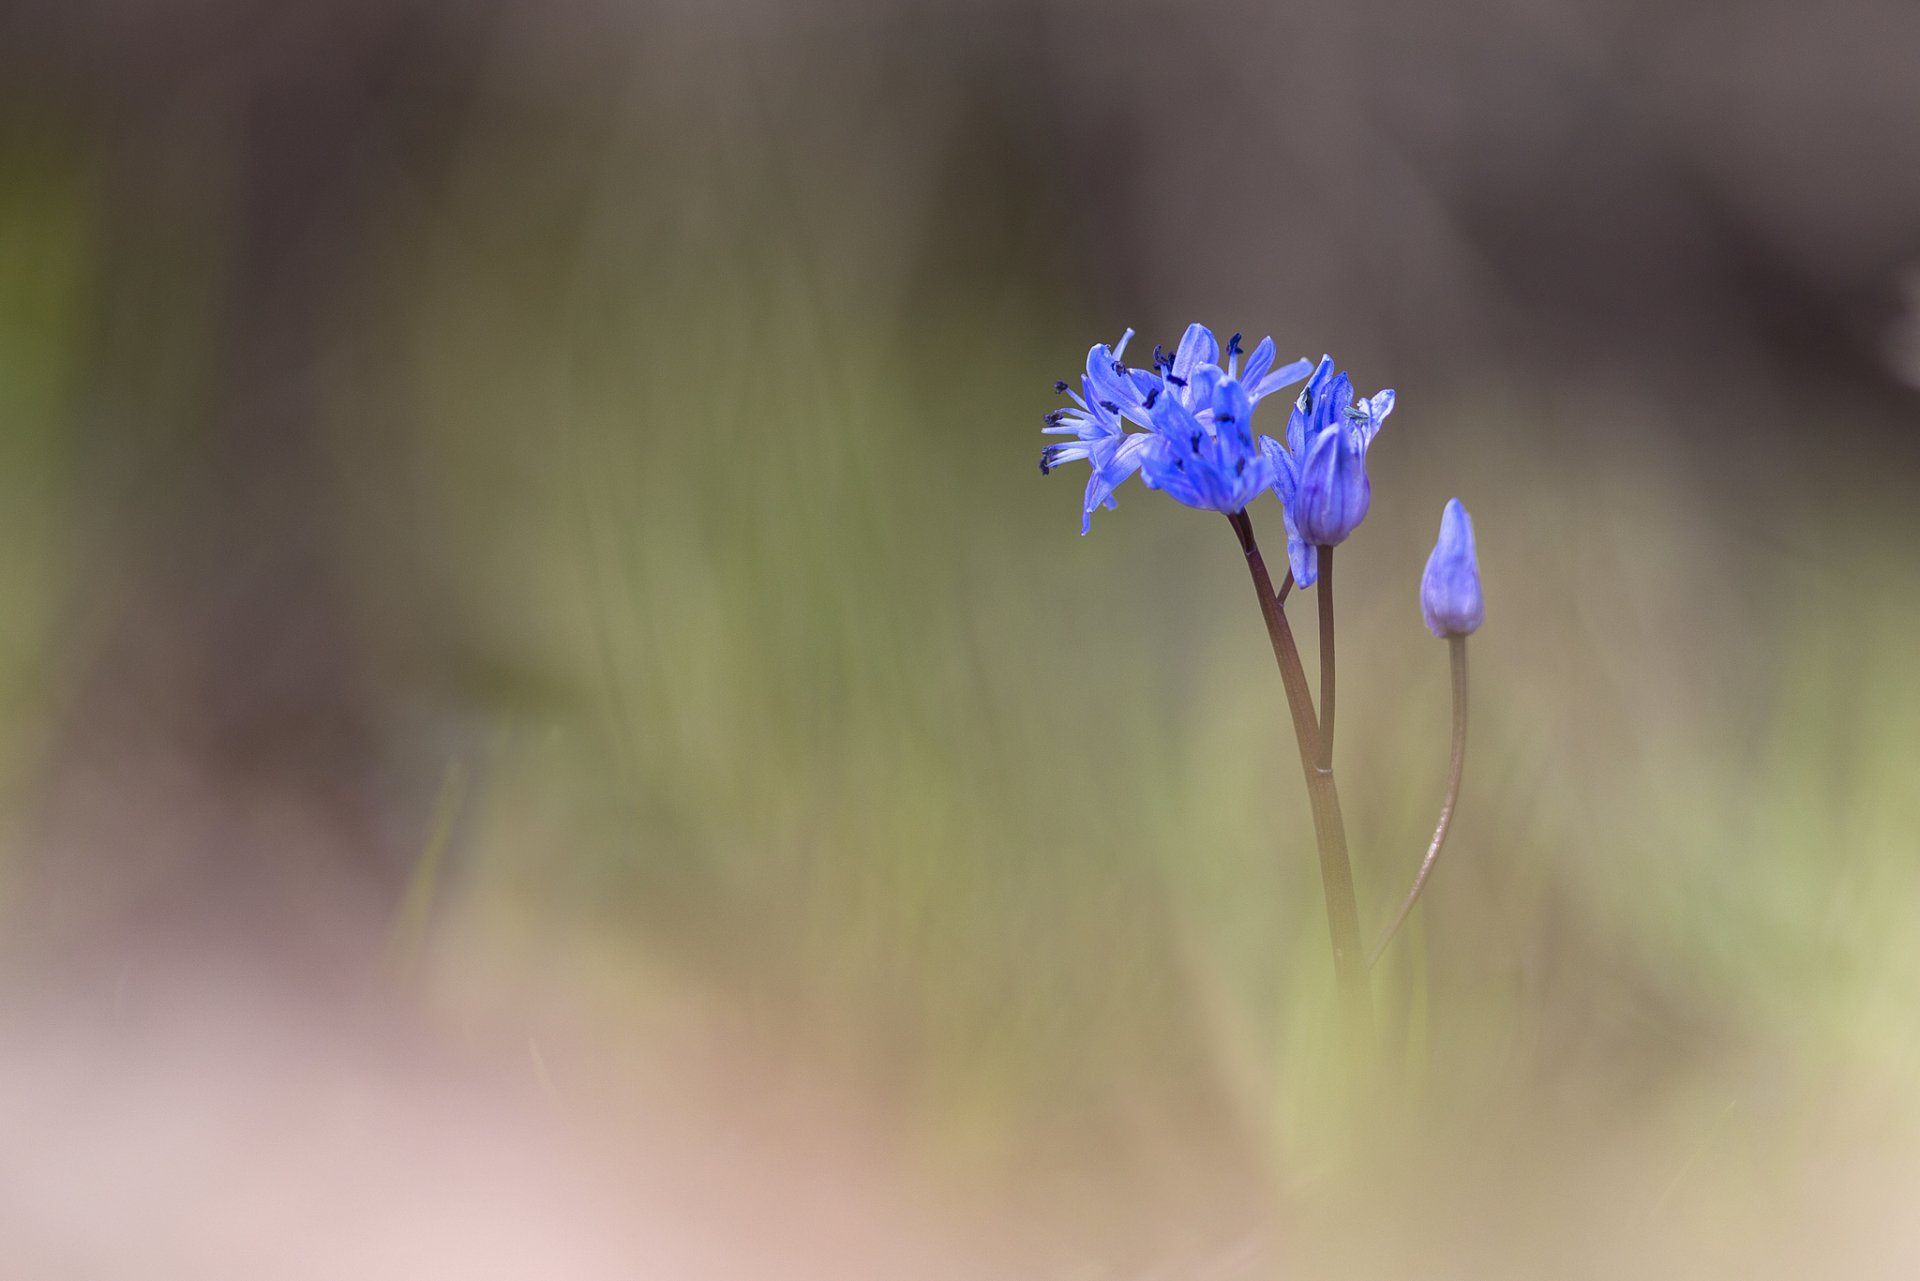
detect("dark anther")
[1190,432,1203,454]
[1112,360,1128,376]
[1167,375,1187,388]
[1153,344,1169,371]
[1235,458,1248,476]
[1044,410,1067,425]
[1054,380,1070,394]
[1143,387,1160,409]
[1227,332,1243,356]
[1099,400,1120,415]
[1039,445,1064,475]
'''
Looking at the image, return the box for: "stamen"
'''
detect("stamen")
[1143,387,1160,410]
[1054,380,1070,394]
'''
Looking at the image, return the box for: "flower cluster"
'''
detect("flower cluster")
[1040,324,1311,534]
[1039,325,1390,589]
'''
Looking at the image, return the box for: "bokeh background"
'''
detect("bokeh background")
[2,0,1919,1275]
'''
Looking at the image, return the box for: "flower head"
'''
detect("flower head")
[1262,356,1394,583]
[1039,324,1311,533]
[1420,498,1483,637]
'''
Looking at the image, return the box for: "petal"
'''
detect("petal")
[1148,381,1206,443]
[1287,356,1335,456]
[1077,433,1153,532]
[1211,376,1253,446]
[1287,528,1319,587]
[1281,504,1318,587]
[1187,364,1223,417]
[1172,323,1220,388]
[1261,434,1298,503]
[1251,355,1313,402]
[1356,388,1394,448]
[1086,341,1151,427]
[1240,337,1276,391]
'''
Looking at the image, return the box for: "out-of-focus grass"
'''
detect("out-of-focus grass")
[0,132,91,805]
[7,75,1920,1275]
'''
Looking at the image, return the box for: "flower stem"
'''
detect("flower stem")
[1316,545,1336,770]
[1370,635,1468,967]
[1227,511,1373,1049]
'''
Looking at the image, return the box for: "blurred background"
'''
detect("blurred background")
[1,0,1919,1275]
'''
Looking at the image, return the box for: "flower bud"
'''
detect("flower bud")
[1420,499,1483,637]
[1290,425,1371,546]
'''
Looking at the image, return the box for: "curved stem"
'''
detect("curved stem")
[1369,636,1469,968]
[1316,545,1336,770]
[1227,512,1372,1050]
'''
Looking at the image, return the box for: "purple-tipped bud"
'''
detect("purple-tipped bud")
[1420,499,1483,637]
[1290,425,1371,546]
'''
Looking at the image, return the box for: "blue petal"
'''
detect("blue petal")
[1251,356,1313,403]
[1286,356,1335,457]
[1282,504,1318,587]
[1086,341,1152,428]
[1187,364,1223,417]
[1172,323,1220,388]
[1240,338,1275,392]
[1355,388,1394,448]
[1211,376,1253,447]
[1287,526,1319,587]
[1078,433,1153,533]
[1260,434,1298,504]
[1148,381,1206,442]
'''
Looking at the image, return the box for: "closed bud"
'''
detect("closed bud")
[1291,425,1371,546]
[1420,498,1483,637]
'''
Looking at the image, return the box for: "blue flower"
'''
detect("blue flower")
[1039,329,1158,534]
[1260,356,1394,584]
[1040,324,1311,533]
[1421,499,1483,637]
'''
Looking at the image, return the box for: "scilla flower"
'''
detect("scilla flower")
[1041,324,1311,532]
[1420,498,1484,637]
[1259,356,1394,585]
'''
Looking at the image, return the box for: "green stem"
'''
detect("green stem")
[1227,511,1373,1049]
[1370,635,1469,967]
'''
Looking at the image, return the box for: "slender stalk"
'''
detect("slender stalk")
[1316,545,1336,770]
[1227,511,1372,1048]
[1370,635,1469,967]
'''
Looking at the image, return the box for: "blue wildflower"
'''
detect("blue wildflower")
[1420,498,1484,637]
[1259,356,1394,585]
[1040,323,1312,533]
